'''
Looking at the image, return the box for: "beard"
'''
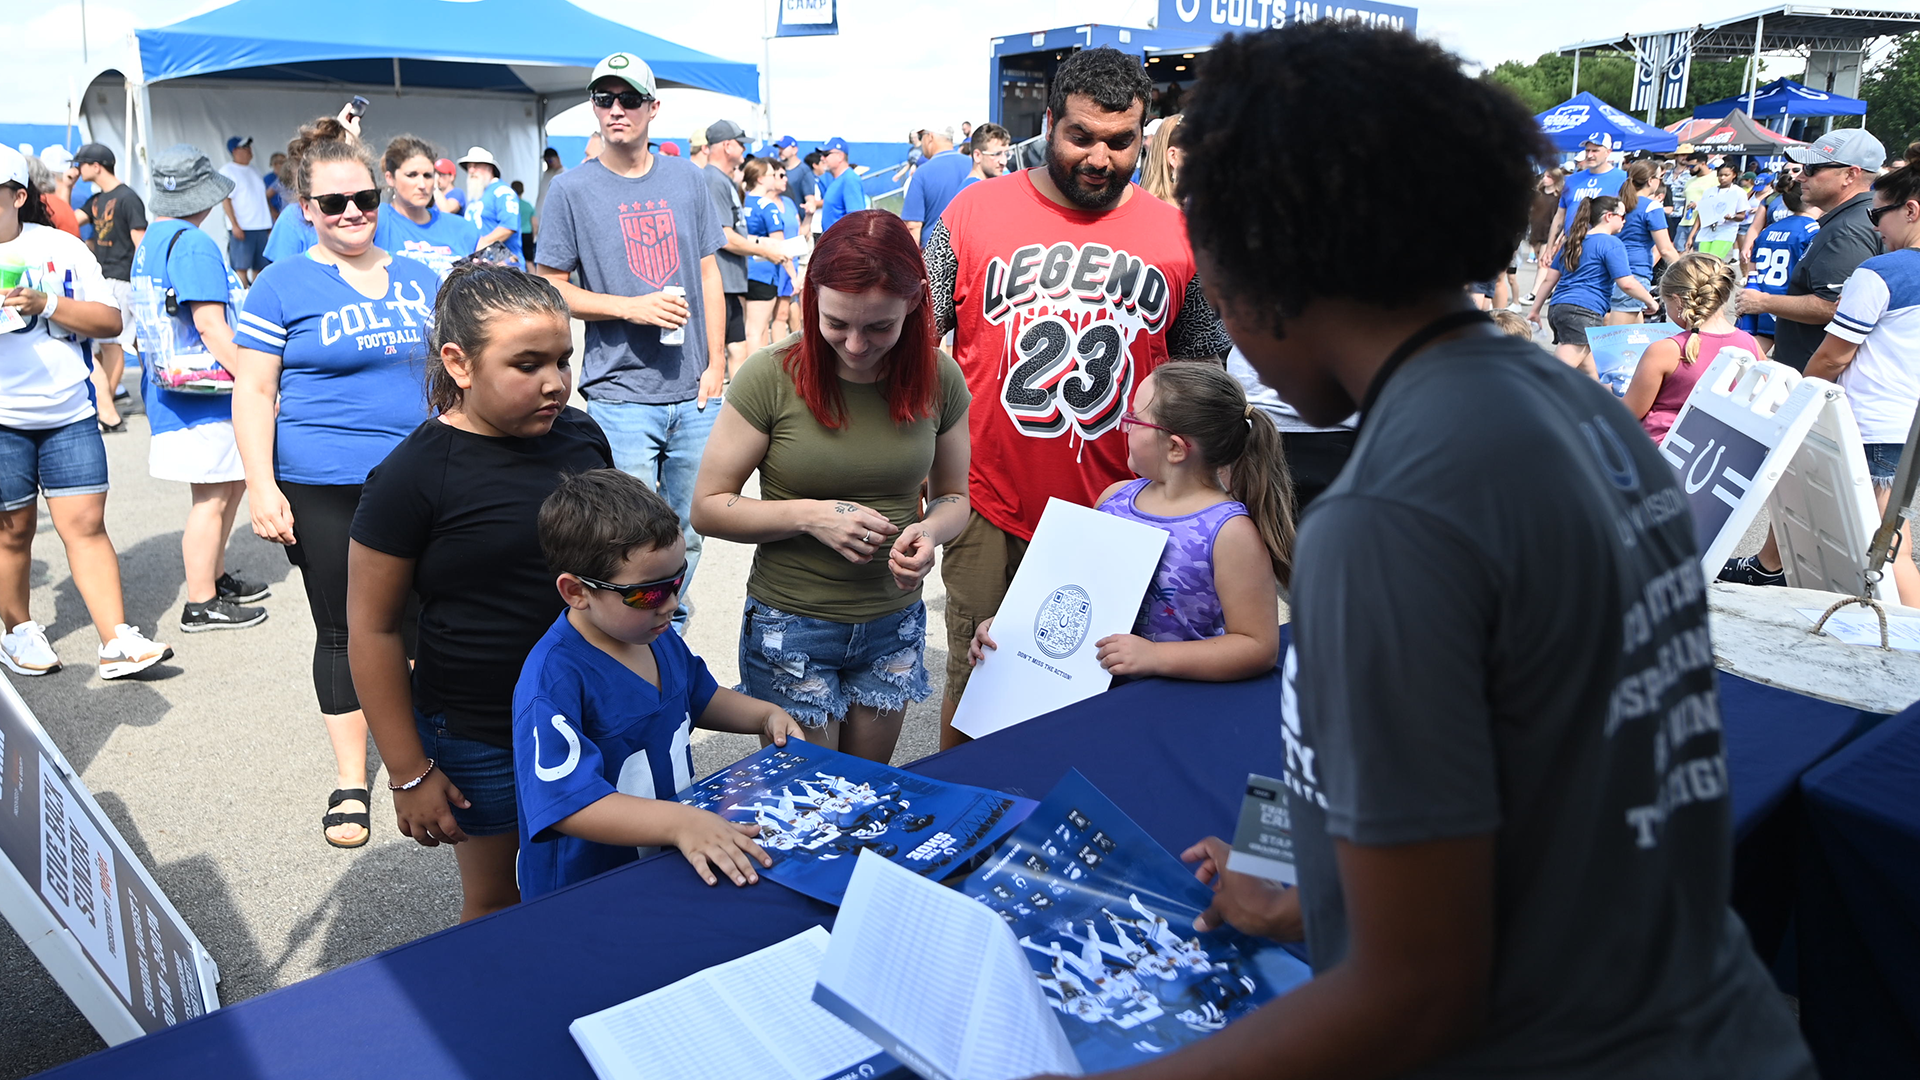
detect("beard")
[1047,145,1128,210]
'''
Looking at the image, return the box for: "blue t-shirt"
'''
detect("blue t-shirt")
[263,173,287,215]
[443,187,467,214]
[1559,167,1629,220]
[374,205,481,279]
[785,162,819,208]
[465,180,522,266]
[1617,196,1668,279]
[513,613,721,900]
[1548,231,1632,314]
[232,253,438,485]
[820,168,868,233]
[71,180,97,241]
[1739,215,1822,337]
[743,193,787,285]
[262,207,316,264]
[128,220,239,434]
[900,150,973,247]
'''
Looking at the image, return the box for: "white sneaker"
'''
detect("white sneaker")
[1,621,60,676]
[98,624,173,680]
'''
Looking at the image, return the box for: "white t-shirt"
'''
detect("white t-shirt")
[1695,186,1747,244]
[0,224,110,430]
[1228,347,1357,433]
[1827,250,1920,444]
[219,162,273,230]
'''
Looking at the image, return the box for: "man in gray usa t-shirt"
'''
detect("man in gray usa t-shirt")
[1278,334,1814,1078]
[534,53,727,629]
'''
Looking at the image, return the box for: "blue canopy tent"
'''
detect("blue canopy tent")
[1537,92,1679,153]
[92,0,757,200]
[1693,78,1867,123]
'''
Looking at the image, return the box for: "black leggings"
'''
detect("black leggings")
[281,481,416,715]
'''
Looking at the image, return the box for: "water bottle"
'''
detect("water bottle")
[658,285,687,346]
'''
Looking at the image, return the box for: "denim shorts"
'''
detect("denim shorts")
[1865,442,1904,489]
[414,709,519,837]
[1548,303,1606,347]
[0,417,110,511]
[1609,273,1654,313]
[737,597,932,727]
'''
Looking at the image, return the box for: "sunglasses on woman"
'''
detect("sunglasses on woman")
[308,188,381,216]
[1869,202,1906,226]
[574,564,687,609]
[591,90,653,110]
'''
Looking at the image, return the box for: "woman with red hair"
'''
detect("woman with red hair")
[693,210,970,763]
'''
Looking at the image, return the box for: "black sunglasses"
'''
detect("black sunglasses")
[308,188,381,216]
[1870,202,1905,226]
[591,90,653,110]
[1803,162,1852,175]
[574,563,687,609]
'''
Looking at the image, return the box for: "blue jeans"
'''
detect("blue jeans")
[585,397,719,629]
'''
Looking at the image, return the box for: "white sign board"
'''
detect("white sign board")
[952,499,1167,740]
[1658,352,1831,576]
[1767,386,1896,602]
[0,673,220,1044]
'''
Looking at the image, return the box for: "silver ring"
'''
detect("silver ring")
[862,531,871,543]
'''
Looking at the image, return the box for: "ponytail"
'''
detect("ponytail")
[1658,252,1737,363]
[1564,194,1620,274]
[1143,362,1297,586]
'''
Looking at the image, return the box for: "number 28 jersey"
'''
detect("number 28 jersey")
[926,172,1231,540]
[1740,216,1820,337]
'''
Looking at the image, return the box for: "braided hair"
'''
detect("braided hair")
[1658,252,1737,363]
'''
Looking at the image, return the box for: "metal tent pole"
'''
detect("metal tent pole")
[1747,14,1765,116]
[1572,49,1582,95]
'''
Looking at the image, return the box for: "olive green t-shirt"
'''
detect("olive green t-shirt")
[728,334,970,622]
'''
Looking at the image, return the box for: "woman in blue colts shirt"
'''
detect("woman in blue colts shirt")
[1607,160,1682,326]
[231,131,438,849]
[741,158,791,352]
[374,136,479,279]
[262,113,365,265]
[1527,195,1658,375]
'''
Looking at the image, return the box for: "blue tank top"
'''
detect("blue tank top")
[1098,478,1249,643]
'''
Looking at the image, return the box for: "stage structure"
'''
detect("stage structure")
[1557,4,1920,127]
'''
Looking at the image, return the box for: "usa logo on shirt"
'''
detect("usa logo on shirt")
[620,201,681,289]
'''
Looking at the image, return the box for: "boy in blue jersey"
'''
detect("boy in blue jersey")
[513,469,806,900]
[1737,177,1821,350]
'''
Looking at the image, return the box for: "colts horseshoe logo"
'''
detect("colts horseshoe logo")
[533,714,582,782]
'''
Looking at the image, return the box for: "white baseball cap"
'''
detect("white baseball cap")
[457,146,498,169]
[0,145,27,188]
[590,52,658,98]
[40,145,73,171]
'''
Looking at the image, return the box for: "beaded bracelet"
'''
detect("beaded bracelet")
[389,759,436,791]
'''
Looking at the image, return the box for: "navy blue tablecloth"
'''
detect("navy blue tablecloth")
[33,665,1862,1079]
[1796,698,1920,1079]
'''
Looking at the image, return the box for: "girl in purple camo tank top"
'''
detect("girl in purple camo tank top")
[1094,362,1298,682]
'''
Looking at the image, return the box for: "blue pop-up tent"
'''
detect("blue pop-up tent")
[1693,78,1867,122]
[90,0,759,203]
[1537,92,1679,153]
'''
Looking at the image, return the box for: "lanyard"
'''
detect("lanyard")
[1357,309,1494,427]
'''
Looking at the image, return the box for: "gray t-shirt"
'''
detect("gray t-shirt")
[535,156,725,404]
[703,163,748,295]
[1285,335,1814,1079]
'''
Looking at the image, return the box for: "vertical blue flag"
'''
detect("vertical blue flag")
[777,0,838,37]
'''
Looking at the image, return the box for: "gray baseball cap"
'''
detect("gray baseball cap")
[1787,128,1887,170]
[705,119,748,146]
[148,144,235,218]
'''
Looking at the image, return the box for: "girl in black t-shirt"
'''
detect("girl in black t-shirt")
[347,262,612,922]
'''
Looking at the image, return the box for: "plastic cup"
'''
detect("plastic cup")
[0,261,25,290]
[659,285,687,346]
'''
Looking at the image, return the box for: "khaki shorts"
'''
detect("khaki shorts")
[940,510,1029,699]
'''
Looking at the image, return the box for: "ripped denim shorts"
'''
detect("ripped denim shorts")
[736,596,932,728]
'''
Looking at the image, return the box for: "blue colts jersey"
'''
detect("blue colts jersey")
[1740,216,1820,337]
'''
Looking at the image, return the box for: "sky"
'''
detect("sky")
[7,0,1887,142]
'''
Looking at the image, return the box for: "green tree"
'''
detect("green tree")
[1859,35,1920,151]
[1481,52,1757,129]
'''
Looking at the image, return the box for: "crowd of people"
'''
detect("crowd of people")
[0,22,1849,1076]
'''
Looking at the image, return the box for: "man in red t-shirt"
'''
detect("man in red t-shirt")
[925,46,1230,746]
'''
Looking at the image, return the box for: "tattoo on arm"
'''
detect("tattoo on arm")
[925,495,962,512]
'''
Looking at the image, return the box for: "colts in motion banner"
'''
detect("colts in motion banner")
[778,0,838,37]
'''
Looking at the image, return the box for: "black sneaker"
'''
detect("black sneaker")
[1718,555,1786,587]
[216,571,270,603]
[179,598,268,633]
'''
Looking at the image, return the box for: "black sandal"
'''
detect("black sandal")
[322,788,371,849]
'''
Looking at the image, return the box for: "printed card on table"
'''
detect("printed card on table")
[677,740,1033,906]
[952,498,1168,740]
